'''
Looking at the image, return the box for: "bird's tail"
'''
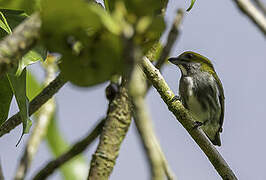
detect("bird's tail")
[211,133,221,146]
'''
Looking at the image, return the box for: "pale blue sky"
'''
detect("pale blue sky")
[1,0,266,179]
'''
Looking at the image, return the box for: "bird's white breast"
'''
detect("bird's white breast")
[184,76,210,122]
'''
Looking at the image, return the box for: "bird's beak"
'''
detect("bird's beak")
[168,57,180,64]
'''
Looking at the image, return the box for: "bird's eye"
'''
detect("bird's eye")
[186,53,194,59]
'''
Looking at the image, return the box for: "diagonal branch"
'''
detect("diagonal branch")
[0,13,41,77]
[130,67,176,180]
[32,119,105,180]
[141,57,238,180]
[155,9,184,69]
[253,0,266,15]
[232,0,266,35]
[0,73,67,138]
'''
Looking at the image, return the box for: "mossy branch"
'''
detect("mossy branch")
[0,13,41,77]
[88,82,132,180]
[141,57,238,180]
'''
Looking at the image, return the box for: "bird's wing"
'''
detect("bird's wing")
[214,74,225,132]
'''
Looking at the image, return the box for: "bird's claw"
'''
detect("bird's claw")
[171,95,181,103]
[193,121,203,129]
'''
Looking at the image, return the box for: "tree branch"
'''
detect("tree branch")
[232,0,266,35]
[0,73,67,137]
[253,0,266,15]
[88,39,136,180]
[141,57,238,180]
[88,81,132,180]
[0,13,41,77]
[155,9,184,69]
[14,56,57,180]
[130,67,175,180]
[32,119,105,180]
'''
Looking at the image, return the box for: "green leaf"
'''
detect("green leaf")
[8,68,31,141]
[186,0,196,12]
[26,70,42,101]
[90,5,121,35]
[60,31,124,87]
[17,46,47,76]
[103,0,110,12]
[0,9,27,39]
[0,75,13,125]
[0,9,27,29]
[125,0,164,17]
[41,0,125,87]
[0,0,40,15]
[47,116,88,180]
[135,15,165,53]
[27,72,87,180]
[0,11,12,34]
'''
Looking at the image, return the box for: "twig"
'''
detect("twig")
[155,9,184,69]
[130,67,175,180]
[232,0,266,35]
[0,13,41,77]
[14,56,57,180]
[141,57,238,180]
[32,119,105,180]
[253,0,266,15]
[0,73,67,137]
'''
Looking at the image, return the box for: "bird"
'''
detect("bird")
[168,51,225,146]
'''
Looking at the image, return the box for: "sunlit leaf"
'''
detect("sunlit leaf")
[0,75,13,125]
[0,9,26,39]
[0,9,27,30]
[0,11,12,34]
[17,46,47,76]
[26,71,42,101]
[186,0,196,12]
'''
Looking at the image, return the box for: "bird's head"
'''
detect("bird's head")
[168,51,215,76]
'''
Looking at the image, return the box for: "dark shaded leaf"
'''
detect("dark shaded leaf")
[8,68,31,137]
[0,11,12,34]
[60,31,123,86]
[0,75,13,125]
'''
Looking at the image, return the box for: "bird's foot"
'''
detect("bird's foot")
[193,121,204,129]
[170,95,181,103]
